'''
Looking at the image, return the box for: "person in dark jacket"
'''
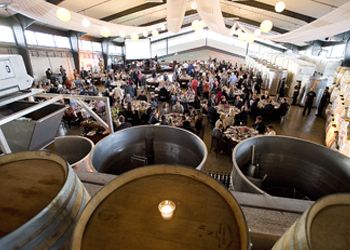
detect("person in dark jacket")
[116,115,132,131]
[292,82,301,105]
[252,116,266,134]
[316,87,330,117]
[303,88,317,116]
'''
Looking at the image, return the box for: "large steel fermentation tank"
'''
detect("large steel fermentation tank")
[92,125,208,175]
[44,136,96,172]
[232,136,350,200]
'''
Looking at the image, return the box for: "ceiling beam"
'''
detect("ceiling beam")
[139,10,197,27]
[140,10,288,34]
[46,0,65,4]
[231,0,316,23]
[222,11,288,34]
[101,1,166,22]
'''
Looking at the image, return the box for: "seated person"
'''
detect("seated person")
[263,101,275,122]
[182,116,195,133]
[159,103,171,117]
[158,86,170,102]
[172,101,184,114]
[137,90,148,101]
[234,106,248,126]
[265,124,276,135]
[253,116,266,134]
[277,98,289,118]
[148,109,159,124]
[116,115,132,131]
[160,115,169,125]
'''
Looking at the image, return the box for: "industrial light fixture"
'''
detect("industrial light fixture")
[131,32,139,41]
[100,27,111,38]
[56,7,71,22]
[119,31,126,38]
[160,24,166,31]
[81,18,91,28]
[246,33,255,43]
[192,20,200,30]
[260,20,273,33]
[238,32,247,41]
[158,200,176,220]
[152,29,159,37]
[143,31,149,38]
[191,1,197,10]
[275,1,286,13]
[254,28,261,36]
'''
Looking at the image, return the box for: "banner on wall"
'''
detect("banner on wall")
[79,52,103,73]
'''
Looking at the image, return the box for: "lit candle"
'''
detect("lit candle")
[158,200,176,220]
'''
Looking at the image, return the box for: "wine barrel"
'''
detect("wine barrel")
[272,193,350,250]
[0,151,90,249]
[72,166,249,250]
[44,136,96,172]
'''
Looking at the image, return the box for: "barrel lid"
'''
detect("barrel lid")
[0,151,67,237]
[307,193,350,250]
[72,166,249,250]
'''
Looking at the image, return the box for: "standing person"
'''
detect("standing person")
[292,82,301,105]
[45,68,52,80]
[302,88,316,116]
[316,87,330,118]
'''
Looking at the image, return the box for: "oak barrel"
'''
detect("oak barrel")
[0,151,90,249]
[71,166,249,250]
[272,193,350,250]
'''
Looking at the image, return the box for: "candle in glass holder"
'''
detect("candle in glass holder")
[158,200,176,220]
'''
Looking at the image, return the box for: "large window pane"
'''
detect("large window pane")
[331,44,345,58]
[35,32,55,47]
[92,42,102,52]
[109,44,123,55]
[54,35,71,49]
[80,40,93,51]
[25,30,37,45]
[0,25,15,43]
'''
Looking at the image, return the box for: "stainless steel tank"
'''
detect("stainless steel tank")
[232,135,350,200]
[91,125,208,175]
[44,136,96,172]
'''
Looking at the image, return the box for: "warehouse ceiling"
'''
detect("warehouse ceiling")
[47,0,347,35]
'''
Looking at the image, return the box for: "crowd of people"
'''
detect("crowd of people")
[36,57,289,148]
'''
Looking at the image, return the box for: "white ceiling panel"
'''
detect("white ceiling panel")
[255,0,349,18]
[59,0,146,19]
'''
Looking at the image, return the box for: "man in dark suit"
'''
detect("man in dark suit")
[303,88,316,116]
[316,87,330,118]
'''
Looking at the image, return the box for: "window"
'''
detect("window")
[54,35,71,49]
[35,32,55,47]
[331,44,345,58]
[109,44,123,55]
[25,30,37,45]
[0,25,15,43]
[79,40,93,51]
[92,42,102,52]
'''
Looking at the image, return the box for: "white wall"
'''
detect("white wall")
[29,49,75,82]
[0,46,18,55]
[160,48,245,64]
